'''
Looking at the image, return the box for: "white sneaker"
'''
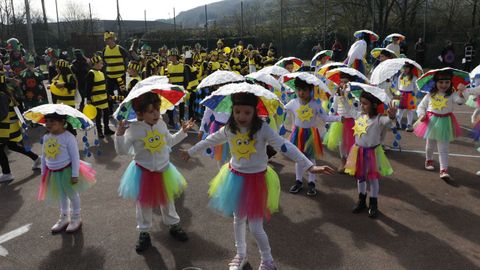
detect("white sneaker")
[32,157,41,170]
[51,214,69,233]
[476,171,480,176]
[0,173,13,183]
[66,214,82,233]
[228,254,248,270]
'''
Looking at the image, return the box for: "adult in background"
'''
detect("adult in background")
[71,49,90,110]
[440,40,455,67]
[332,38,343,61]
[102,31,129,113]
[414,38,426,67]
[463,38,476,72]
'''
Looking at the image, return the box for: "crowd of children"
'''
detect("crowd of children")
[1,29,480,270]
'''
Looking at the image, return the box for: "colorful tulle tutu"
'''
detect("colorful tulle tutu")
[345,144,393,182]
[118,162,187,207]
[414,112,461,142]
[289,126,323,159]
[323,117,355,156]
[208,164,280,220]
[399,91,417,110]
[38,161,96,201]
[204,120,230,163]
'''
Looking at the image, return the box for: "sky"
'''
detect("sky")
[23,0,223,21]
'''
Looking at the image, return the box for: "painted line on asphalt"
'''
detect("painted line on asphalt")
[0,224,32,257]
[390,148,480,158]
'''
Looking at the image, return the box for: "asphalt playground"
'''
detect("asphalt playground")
[1,104,480,270]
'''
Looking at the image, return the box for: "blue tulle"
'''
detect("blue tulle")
[209,170,243,217]
[118,161,142,200]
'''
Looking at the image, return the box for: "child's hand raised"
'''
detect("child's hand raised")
[180,149,190,161]
[181,118,196,133]
[308,165,335,175]
[387,101,398,119]
[116,120,128,136]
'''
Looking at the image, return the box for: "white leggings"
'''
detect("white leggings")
[357,179,379,198]
[233,215,272,261]
[397,109,415,126]
[295,158,316,183]
[136,202,181,232]
[426,139,449,170]
[60,192,81,215]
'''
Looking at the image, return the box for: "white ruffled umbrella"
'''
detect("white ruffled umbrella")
[246,72,282,90]
[197,70,244,89]
[258,65,289,77]
[370,58,423,85]
[348,82,391,104]
[281,72,331,95]
[23,104,95,130]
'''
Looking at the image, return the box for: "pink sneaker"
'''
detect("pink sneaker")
[425,160,435,171]
[440,169,451,180]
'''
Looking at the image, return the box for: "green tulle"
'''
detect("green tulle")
[375,146,393,176]
[323,122,343,151]
[163,164,187,202]
[265,167,280,214]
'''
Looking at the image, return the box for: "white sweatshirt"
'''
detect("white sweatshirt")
[188,122,314,174]
[416,92,465,117]
[285,98,341,129]
[41,131,80,177]
[114,120,187,172]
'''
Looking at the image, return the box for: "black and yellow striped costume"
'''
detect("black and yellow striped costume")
[51,74,77,107]
[103,45,126,79]
[0,98,22,143]
[86,69,109,110]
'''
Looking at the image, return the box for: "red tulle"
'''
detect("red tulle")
[137,164,168,207]
[342,117,355,154]
[230,167,270,220]
[355,146,380,182]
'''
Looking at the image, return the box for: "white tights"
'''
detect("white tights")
[426,139,449,170]
[357,179,379,198]
[60,192,81,215]
[397,109,415,126]
[233,215,273,261]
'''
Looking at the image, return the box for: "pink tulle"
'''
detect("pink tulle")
[38,171,49,200]
[79,161,96,183]
[413,120,429,137]
[342,117,355,155]
[231,167,270,220]
[137,164,167,207]
[414,112,462,138]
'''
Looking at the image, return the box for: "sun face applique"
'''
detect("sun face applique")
[430,94,448,110]
[142,130,166,154]
[400,76,412,87]
[44,137,61,160]
[230,132,257,160]
[352,115,369,137]
[296,104,314,122]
